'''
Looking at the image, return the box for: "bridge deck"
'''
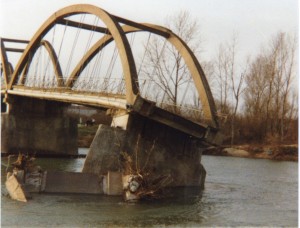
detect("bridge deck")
[5,86,127,110]
[2,86,218,144]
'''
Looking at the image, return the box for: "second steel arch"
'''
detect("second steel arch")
[68,23,219,128]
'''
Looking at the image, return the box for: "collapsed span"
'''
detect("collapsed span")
[6,4,219,129]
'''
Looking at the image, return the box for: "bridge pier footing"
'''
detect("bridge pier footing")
[1,96,78,156]
[83,112,206,189]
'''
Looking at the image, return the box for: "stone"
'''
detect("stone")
[223,148,249,157]
[124,190,140,202]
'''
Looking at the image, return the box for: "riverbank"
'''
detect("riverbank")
[202,144,298,161]
[78,125,298,162]
[77,125,98,148]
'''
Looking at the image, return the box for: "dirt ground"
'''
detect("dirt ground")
[202,144,298,161]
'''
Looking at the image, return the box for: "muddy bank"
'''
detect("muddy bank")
[203,145,298,161]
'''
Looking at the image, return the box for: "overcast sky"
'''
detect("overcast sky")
[0,0,298,62]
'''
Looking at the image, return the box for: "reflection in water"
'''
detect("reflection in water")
[1,153,298,227]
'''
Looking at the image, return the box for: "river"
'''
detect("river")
[1,150,298,227]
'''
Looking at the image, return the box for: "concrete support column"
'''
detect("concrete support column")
[1,95,7,113]
[83,111,206,188]
[1,95,78,156]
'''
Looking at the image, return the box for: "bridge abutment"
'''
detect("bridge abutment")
[1,96,78,156]
[83,111,206,189]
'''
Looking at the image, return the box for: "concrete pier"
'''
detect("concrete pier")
[83,111,206,189]
[1,95,78,156]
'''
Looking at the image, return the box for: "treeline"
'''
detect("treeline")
[207,32,298,145]
[142,11,298,145]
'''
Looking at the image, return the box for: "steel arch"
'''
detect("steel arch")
[19,40,64,87]
[9,4,138,104]
[68,24,219,128]
[1,39,13,88]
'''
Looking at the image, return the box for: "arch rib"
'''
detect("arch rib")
[66,25,140,87]
[41,40,64,86]
[19,40,64,87]
[1,39,11,88]
[69,24,219,128]
[9,4,138,104]
[167,32,219,128]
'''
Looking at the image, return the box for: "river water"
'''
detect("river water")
[1,150,298,227]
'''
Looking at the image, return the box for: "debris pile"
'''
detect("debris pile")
[5,153,43,202]
[121,147,173,202]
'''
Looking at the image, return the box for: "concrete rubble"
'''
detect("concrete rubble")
[5,168,146,202]
[5,152,200,202]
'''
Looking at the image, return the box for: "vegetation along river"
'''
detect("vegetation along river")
[1,149,297,227]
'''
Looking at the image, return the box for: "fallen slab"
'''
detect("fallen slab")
[43,171,103,194]
[5,173,30,202]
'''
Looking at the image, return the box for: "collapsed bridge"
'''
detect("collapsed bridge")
[1,4,221,193]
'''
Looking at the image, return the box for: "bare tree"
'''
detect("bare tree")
[213,34,246,145]
[142,11,202,114]
[215,43,230,115]
[225,35,243,145]
[275,33,297,142]
[243,32,297,143]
